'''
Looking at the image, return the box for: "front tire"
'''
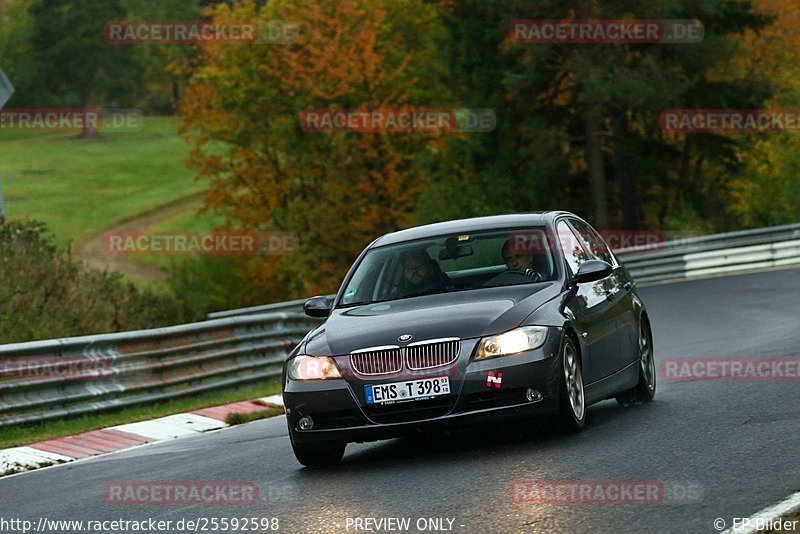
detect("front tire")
[616,316,656,406]
[557,336,586,432]
[289,431,345,467]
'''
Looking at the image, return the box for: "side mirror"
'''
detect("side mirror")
[304,296,332,318]
[573,260,613,285]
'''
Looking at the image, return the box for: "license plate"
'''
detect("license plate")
[365,377,450,405]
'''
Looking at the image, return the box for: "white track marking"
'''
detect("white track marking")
[256,395,284,407]
[722,491,800,533]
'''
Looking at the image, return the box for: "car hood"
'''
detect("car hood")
[303,282,562,356]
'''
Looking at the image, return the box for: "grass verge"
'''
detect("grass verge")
[225,406,285,425]
[0,379,281,450]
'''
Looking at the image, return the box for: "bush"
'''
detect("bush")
[0,218,195,343]
[168,251,311,316]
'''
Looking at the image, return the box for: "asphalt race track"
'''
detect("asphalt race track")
[2,268,799,533]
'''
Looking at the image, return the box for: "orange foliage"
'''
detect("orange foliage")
[179,0,449,299]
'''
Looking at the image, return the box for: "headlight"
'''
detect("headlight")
[475,326,548,359]
[288,355,342,380]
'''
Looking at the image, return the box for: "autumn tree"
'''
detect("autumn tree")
[728,0,800,227]
[179,0,452,299]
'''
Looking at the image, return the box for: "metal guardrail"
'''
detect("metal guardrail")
[207,298,314,319]
[2,223,799,428]
[616,222,800,283]
[0,312,319,428]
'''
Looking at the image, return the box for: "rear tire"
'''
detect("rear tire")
[289,432,345,467]
[616,316,656,406]
[557,336,586,433]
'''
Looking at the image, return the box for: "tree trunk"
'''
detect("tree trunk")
[79,98,99,138]
[583,107,609,228]
[611,110,640,229]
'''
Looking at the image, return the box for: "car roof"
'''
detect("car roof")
[372,211,575,247]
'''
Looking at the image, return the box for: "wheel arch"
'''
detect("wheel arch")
[638,309,653,346]
[561,323,583,369]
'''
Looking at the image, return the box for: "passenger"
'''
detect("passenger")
[395,249,450,298]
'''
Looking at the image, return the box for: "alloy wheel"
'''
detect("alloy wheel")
[639,322,656,393]
[563,343,585,420]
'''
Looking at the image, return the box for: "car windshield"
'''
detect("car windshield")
[339,227,556,307]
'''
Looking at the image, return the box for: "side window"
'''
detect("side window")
[556,220,589,275]
[341,253,382,305]
[569,219,615,266]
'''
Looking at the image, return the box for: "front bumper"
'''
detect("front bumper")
[283,332,562,445]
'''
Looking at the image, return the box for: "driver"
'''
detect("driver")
[394,249,449,298]
[485,239,540,287]
[501,240,537,277]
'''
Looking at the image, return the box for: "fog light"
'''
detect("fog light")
[297,416,314,430]
[526,388,542,402]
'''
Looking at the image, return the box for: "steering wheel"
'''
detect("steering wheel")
[507,268,541,282]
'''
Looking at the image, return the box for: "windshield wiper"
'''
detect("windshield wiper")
[338,300,371,308]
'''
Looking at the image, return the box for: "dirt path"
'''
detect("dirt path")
[76,193,205,283]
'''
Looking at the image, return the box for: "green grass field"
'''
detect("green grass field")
[124,195,225,274]
[0,116,204,248]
